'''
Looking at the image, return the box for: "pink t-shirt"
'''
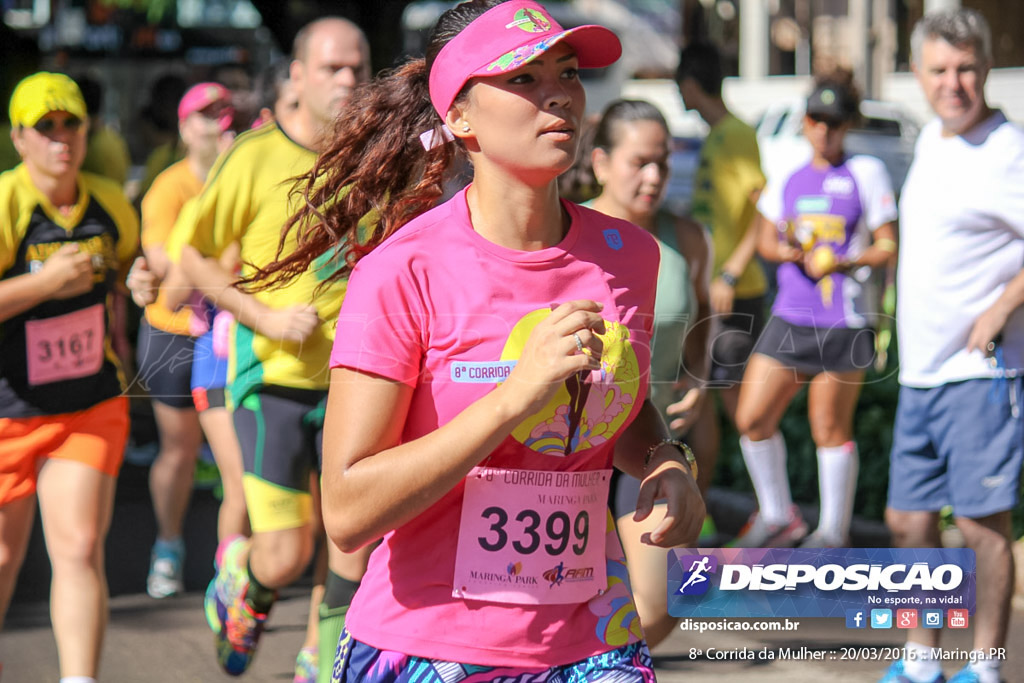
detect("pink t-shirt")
[330,188,660,667]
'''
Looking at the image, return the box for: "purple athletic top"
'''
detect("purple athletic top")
[759,155,896,329]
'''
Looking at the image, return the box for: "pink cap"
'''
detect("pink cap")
[178,82,234,131]
[428,0,621,119]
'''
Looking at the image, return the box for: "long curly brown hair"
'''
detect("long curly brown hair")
[245,0,507,291]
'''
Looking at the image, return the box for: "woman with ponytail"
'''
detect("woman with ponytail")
[261,1,703,678]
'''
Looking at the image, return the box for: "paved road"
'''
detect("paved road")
[3,465,1022,682]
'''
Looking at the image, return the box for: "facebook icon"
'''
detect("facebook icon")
[846,609,866,629]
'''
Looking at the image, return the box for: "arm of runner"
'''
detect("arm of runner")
[711,188,763,315]
[756,212,802,264]
[0,243,94,322]
[321,300,605,552]
[967,266,1024,354]
[179,243,319,343]
[612,399,704,547]
[667,217,713,434]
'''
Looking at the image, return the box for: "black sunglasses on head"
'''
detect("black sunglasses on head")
[32,116,83,134]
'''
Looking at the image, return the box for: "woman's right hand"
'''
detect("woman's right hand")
[498,300,605,416]
[41,243,95,300]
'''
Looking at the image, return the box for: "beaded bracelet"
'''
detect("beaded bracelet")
[643,439,698,480]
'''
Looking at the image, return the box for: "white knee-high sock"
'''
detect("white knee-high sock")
[816,441,858,541]
[739,432,792,525]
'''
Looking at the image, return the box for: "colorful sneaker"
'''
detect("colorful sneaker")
[206,534,271,676]
[293,646,318,683]
[147,538,185,599]
[880,660,946,683]
[798,529,850,548]
[730,505,808,548]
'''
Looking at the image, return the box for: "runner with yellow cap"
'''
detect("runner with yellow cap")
[0,71,139,683]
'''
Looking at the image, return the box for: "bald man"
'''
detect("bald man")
[131,17,372,678]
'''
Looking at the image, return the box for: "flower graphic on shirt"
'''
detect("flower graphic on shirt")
[500,309,640,456]
[587,511,642,646]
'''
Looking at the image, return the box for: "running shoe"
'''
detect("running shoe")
[206,534,270,676]
[798,529,850,548]
[147,538,185,599]
[729,505,808,548]
[879,660,946,683]
[293,646,318,683]
[947,663,1004,683]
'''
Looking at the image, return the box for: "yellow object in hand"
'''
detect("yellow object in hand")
[810,245,836,274]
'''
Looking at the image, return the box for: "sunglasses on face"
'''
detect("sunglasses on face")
[32,116,84,135]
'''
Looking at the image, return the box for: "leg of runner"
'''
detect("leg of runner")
[198,407,249,540]
[296,469,326,683]
[0,494,37,629]
[319,543,371,683]
[882,509,943,682]
[296,545,326,683]
[733,354,808,547]
[148,401,202,598]
[616,504,679,648]
[803,370,863,547]
[36,459,117,679]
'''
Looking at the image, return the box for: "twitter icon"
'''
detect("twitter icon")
[871,609,893,629]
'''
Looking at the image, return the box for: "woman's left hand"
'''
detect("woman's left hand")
[634,452,705,547]
[666,385,705,434]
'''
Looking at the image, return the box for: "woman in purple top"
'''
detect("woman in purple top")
[731,69,898,548]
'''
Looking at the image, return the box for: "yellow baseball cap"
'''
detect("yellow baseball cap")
[9,72,88,128]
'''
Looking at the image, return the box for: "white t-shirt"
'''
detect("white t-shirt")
[897,111,1024,387]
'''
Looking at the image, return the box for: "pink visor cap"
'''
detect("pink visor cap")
[427,0,621,120]
[178,82,234,131]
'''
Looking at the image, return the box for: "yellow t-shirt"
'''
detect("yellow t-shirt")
[690,114,767,298]
[142,159,205,335]
[0,165,139,416]
[176,122,346,402]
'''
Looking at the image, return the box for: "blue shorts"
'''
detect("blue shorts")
[887,377,1024,518]
[190,323,229,412]
[332,629,654,683]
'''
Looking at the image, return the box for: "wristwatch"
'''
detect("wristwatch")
[719,271,738,288]
[643,439,699,480]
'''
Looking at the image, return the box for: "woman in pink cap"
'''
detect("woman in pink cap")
[252,1,703,679]
[132,82,243,600]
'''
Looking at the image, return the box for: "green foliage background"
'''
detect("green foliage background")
[711,335,1024,538]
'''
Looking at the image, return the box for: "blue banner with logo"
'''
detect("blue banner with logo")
[668,548,975,618]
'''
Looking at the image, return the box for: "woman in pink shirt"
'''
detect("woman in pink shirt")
[252,1,703,679]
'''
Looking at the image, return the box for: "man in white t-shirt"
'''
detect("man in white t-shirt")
[882,9,1024,683]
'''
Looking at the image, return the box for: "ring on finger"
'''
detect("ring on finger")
[572,332,585,353]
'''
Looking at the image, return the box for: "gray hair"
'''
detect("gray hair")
[911,8,992,65]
